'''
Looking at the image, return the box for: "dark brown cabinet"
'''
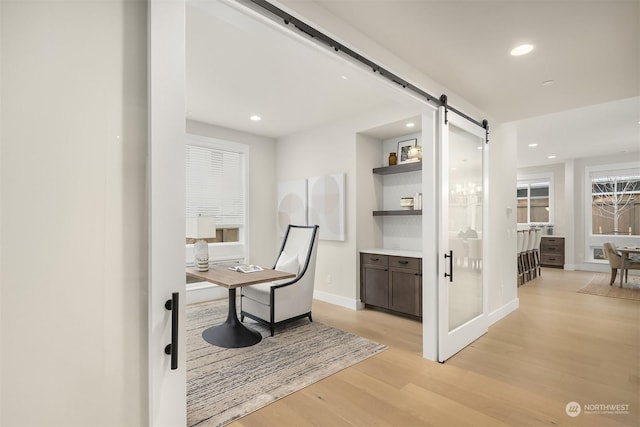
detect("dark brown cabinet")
[540,236,565,268]
[361,252,422,318]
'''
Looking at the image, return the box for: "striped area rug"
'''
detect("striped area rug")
[187,298,387,426]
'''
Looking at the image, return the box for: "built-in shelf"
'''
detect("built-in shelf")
[373,162,422,175]
[373,209,422,216]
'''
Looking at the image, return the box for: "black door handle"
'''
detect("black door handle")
[164,292,179,370]
[444,250,453,282]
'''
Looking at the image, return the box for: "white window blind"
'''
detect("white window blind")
[185,144,245,228]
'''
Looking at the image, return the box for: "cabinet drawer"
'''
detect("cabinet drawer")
[361,253,388,267]
[389,256,421,270]
[541,254,563,265]
[542,237,564,245]
[541,244,563,253]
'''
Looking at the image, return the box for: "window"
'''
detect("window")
[590,173,640,236]
[517,177,552,225]
[584,163,640,263]
[185,134,248,264]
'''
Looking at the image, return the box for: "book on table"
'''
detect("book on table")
[228,264,264,273]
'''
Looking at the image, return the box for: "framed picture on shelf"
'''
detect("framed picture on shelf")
[397,138,418,164]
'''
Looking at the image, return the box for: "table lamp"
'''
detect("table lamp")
[187,215,216,271]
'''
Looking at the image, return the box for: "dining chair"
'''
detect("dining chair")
[603,242,640,286]
[240,224,319,336]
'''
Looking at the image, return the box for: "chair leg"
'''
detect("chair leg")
[609,269,617,286]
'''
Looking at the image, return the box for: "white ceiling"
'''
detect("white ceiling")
[186,1,423,139]
[186,0,640,167]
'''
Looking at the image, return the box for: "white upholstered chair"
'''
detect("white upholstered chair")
[241,224,319,336]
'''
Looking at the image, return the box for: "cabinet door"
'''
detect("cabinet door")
[389,267,421,317]
[362,264,389,308]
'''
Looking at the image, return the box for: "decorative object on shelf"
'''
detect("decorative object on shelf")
[414,192,422,210]
[400,197,415,210]
[187,214,217,271]
[397,138,418,164]
[388,152,397,166]
[408,145,422,162]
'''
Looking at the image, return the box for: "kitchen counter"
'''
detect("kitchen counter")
[360,248,422,258]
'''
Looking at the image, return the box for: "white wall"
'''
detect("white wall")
[186,120,278,266]
[487,124,519,320]
[277,105,421,307]
[0,1,3,421]
[355,133,384,300]
[1,2,148,425]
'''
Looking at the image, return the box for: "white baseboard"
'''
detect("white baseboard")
[488,297,519,326]
[186,282,227,304]
[313,290,363,310]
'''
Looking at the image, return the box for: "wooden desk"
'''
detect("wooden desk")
[187,266,295,348]
[618,247,640,288]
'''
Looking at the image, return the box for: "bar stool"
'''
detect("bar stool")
[533,228,542,277]
[518,230,529,284]
[525,229,537,281]
[517,231,525,286]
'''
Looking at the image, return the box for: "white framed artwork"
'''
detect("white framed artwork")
[277,180,307,236]
[308,173,346,241]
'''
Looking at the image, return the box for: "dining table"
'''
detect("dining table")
[186,265,295,348]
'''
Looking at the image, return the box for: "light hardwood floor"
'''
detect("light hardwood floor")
[230,269,639,426]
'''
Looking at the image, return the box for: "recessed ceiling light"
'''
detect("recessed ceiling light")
[250,115,261,121]
[477,146,483,150]
[510,44,534,56]
[528,143,538,147]
[542,80,555,86]
[406,122,415,128]
[547,155,556,159]
[341,75,348,80]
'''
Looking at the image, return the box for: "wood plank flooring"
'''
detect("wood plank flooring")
[230,269,639,426]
